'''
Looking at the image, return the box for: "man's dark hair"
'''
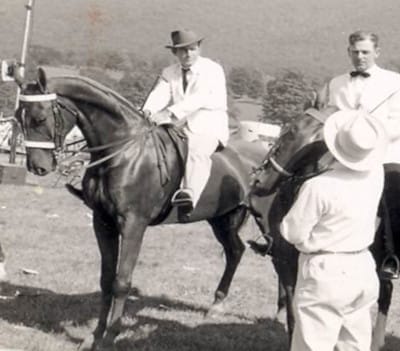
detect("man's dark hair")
[348,30,379,48]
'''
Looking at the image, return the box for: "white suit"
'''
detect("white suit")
[325,65,400,163]
[143,56,229,205]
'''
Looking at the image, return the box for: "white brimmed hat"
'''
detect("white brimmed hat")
[323,110,388,171]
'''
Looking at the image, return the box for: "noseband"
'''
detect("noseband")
[255,108,331,185]
[253,127,294,178]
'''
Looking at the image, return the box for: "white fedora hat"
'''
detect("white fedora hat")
[323,110,388,171]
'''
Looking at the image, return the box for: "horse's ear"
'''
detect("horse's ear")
[37,67,48,92]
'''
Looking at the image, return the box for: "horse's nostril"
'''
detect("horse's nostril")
[35,167,49,176]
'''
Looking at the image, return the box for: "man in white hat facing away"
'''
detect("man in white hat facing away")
[142,29,229,218]
[318,30,400,279]
[280,110,388,351]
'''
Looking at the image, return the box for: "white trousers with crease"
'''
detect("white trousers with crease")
[291,251,379,351]
[182,128,219,207]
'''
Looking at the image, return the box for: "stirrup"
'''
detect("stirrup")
[171,188,193,207]
[247,234,274,256]
[380,254,400,280]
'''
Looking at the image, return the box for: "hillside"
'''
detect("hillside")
[2,0,400,80]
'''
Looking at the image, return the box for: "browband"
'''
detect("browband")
[19,93,57,102]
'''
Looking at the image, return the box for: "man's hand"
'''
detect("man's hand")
[151,110,173,125]
[142,109,152,121]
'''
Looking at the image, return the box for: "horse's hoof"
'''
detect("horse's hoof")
[0,262,8,283]
[274,307,287,327]
[206,302,225,319]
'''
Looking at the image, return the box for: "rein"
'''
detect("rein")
[256,108,330,183]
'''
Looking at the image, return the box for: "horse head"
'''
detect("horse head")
[16,67,146,176]
[251,108,336,196]
[15,68,77,175]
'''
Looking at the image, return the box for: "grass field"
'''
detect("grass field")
[0,163,400,350]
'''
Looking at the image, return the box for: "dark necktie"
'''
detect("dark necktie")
[182,68,189,92]
[350,70,370,78]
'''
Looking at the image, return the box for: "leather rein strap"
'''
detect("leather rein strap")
[267,108,329,178]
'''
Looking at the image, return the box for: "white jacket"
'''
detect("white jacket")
[143,56,229,145]
[325,65,400,163]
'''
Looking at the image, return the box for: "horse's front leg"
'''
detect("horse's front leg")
[79,213,119,351]
[372,279,393,351]
[99,212,147,348]
[206,206,247,316]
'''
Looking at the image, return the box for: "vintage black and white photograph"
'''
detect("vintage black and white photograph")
[1,1,400,350]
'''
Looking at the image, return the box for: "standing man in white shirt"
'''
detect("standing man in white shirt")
[281,110,388,351]
[142,29,229,218]
[319,30,400,279]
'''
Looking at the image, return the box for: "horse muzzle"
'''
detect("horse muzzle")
[26,149,56,176]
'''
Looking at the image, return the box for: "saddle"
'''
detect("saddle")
[150,124,188,187]
[149,126,257,225]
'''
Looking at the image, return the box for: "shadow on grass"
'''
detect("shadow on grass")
[116,316,288,351]
[0,282,288,350]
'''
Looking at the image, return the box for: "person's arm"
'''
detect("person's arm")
[386,89,400,142]
[168,63,227,120]
[280,180,325,247]
[142,74,172,115]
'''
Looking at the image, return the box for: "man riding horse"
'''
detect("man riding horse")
[142,29,229,219]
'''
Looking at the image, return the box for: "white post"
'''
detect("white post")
[9,0,35,164]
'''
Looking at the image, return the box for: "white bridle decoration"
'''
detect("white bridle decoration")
[19,93,57,102]
[19,93,58,149]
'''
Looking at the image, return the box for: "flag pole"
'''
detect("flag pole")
[9,0,35,164]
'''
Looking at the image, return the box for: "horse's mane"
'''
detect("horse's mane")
[46,74,142,124]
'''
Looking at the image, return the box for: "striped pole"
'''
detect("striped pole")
[9,0,36,164]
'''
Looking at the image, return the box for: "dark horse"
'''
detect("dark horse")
[251,106,398,351]
[15,68,272,350]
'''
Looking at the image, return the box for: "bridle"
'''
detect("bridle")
[253,108,331,187]
[19,92,64,152]
[18,89,137,169]
[252,125,294,178]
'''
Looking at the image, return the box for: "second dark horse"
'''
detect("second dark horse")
[251,106,399,351]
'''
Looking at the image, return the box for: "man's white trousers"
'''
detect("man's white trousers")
[291,251,379,351]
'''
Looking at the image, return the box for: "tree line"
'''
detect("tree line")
[0,45,322,126]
